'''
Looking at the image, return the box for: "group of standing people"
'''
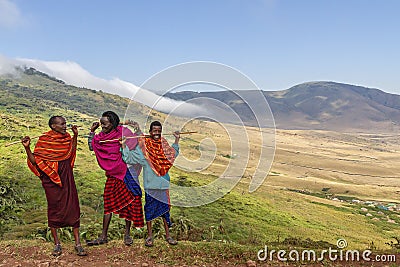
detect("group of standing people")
[22,111,180,256]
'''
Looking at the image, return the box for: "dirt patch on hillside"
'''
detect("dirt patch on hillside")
[1,240,399,267]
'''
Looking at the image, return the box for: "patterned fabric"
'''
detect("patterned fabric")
[27,130,76,187]
[144,189,172,226]
[92,126,138,181]
[103,176,144,227]
[138,137,176,176]
[124,166,142,197]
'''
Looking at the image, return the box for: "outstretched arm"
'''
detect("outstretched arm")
[121,138,146,165]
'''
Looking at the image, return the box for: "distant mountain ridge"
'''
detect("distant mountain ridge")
[1,67,399,132]
[166,82,400,132]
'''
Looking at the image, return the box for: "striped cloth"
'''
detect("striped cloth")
[138,137,176,176]
[144,189,172,227]
[27,130,76,187]
[103,176,144,227]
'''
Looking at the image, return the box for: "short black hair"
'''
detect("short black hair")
[102,111,120,129]
[48,116,64,129]
[149,121,162,132]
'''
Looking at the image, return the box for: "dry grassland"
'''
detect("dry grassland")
[172,118,400,203]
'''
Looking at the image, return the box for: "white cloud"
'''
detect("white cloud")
[17,58,135,95]
[0,54,19,74]
[0,0,23,28]
[0,54,205,117]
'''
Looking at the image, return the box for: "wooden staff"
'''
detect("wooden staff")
[99,131,198,143]
[4,126,83,147]
[5,135,42,147]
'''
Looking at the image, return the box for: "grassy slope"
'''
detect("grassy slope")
[170,167,400,250]
[1,71,400,259]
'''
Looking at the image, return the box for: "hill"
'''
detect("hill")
[1,69,400,265]
[0,67,146,119]
[166,81,400,132]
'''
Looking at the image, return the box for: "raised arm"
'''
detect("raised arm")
[124,120,142,135]
[88,122,99,151]
[172,131,180,156]
[21,136,36,165]
[173,131,180,145]
[71,125,78,149]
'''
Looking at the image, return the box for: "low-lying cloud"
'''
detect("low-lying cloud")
[0,54,205,117]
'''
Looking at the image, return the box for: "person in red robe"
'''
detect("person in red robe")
[22,116,87,256]
[86,111,144,247]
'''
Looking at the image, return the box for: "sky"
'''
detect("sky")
[1,0,400,95]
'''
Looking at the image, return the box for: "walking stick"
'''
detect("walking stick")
[99,131,198,143]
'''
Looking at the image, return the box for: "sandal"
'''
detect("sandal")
[124,235,133,246]
[74,245,87,256]
[145,236,154,247]
[166,236,178,245]
[52,243,62,256]
[86,237,108,246]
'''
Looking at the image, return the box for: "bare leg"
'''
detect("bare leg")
[163,218,170,239]
[123,220,133,245]
[73,227,87,255]
[86,214,111,246]
[125,220,131,236]
[73,227,81,246]
[163,217,177,245]
[50,227,60,245]
[144,221,154,246]
[51,227,62,256]
[146,221,152,238]
[101,213,112,239]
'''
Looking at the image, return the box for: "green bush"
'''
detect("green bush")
[0,174,26,236]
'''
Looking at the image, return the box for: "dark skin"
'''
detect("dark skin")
[149,125,180,144]
[21,117,82,248]
[121,123,180,246]
[147,125,180,245]
[90,116,137,242]
[91,116,114,134]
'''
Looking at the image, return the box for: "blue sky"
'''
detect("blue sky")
[1,0,400,94]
